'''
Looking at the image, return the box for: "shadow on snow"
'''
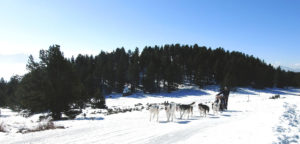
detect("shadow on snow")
[234,87,299,96]
[75,117,104,121]
[176,120,191,124]
[106,86,300,100]
[107,88,210,99]
[225,110,242,113]
[0,115,10,118]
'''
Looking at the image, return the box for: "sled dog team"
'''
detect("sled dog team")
[147,100,221,122]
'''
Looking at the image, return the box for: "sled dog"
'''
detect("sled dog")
[212,101,220,115]
[164,102,177,122]
[198,103,210,117]
[148,104,160,122]
[177,102,195,119]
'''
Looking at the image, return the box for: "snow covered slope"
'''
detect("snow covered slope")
[1,86,300,144]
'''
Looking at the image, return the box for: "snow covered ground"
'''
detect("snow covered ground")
[1,86,300,144]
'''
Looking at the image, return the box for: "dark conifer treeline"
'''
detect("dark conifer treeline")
[0,44,300,119]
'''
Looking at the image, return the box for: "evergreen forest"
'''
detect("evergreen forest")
[1,44,299,119]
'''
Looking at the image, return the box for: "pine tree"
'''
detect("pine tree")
[143,62,156,93]
[128,48,140,92]
[5,75,21,110]
[274,67,285,88]
[0,78,7,107]
[114,48,129,93]
[18,45,84,120]
[91,88,106,109]
[16,69,49,114]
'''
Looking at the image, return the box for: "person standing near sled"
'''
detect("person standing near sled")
[216,86,230,110]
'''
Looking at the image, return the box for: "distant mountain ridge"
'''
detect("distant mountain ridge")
[281,66,300,72]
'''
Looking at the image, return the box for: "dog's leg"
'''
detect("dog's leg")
[180,111,182,119]
[171,108,175,121]
[174,110,177,119]
[167,111,170,122]
[180,110,183,119]
[186,110,189,119]
[211,103,215,114]
[156,110,159,122]
[166,113,169,122]
[201,110,203,117]
[165,110,168,122]
[212,104,214,115]
[187,111,189,119]
[152,111,155,122]
[166,111,168,122]
[170,109,172,120]
[168,110,171,121]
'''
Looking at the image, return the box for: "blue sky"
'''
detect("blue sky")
[0,0,300,80]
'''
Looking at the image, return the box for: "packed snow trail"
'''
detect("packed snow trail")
[1,87,300,144]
